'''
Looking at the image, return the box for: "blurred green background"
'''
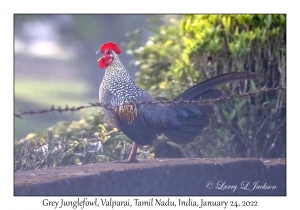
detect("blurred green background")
[14,14,163,140]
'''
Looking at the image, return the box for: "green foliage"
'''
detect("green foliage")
[129,14,286,158]
[14,112,154,171]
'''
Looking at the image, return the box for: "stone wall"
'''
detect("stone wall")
[14,158,286,195]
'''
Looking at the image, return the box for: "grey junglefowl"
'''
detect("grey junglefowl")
[97,42,256,162]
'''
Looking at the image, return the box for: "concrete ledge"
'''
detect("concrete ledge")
[14,158,286,195]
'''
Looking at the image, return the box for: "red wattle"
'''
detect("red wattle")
[98,57,106,69]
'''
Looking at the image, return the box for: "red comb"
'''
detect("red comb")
[100,42,121,54]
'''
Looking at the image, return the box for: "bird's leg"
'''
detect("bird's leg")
[115,142,138,163]
[127,142,138,163]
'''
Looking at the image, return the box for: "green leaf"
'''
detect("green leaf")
[109,134,132,143]
[237,117,246,131]
[115,144,122,150]
[222,109,230,121]
[166,141,181,148]
[264,15,272,28]
[228,42,236,55]
[235,99,248,111]
[279,15,286,25]
[229,109,236,120]
[262,101,270,107]
[98,124,107,132]
[250,80,257,91]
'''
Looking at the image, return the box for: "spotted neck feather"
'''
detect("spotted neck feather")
[101,51,144,100]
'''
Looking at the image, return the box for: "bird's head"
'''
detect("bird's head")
[97,42,121,69]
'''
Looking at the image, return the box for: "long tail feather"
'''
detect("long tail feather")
[173,72,257,101]
[164,72,257,143]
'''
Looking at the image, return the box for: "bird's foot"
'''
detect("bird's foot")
[114,142,138,163]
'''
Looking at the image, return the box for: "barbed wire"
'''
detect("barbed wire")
[14,86,285,119]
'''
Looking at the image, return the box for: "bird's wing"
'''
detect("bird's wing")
[133,92,182,133]
[111,91,181,145]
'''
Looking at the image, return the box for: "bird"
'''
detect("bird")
[97,42,256,162]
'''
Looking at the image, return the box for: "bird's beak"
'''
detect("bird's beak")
[96,50,100,54]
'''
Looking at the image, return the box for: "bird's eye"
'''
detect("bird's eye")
[105,50,111,55]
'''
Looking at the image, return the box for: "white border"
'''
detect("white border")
[3,0,295,209]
